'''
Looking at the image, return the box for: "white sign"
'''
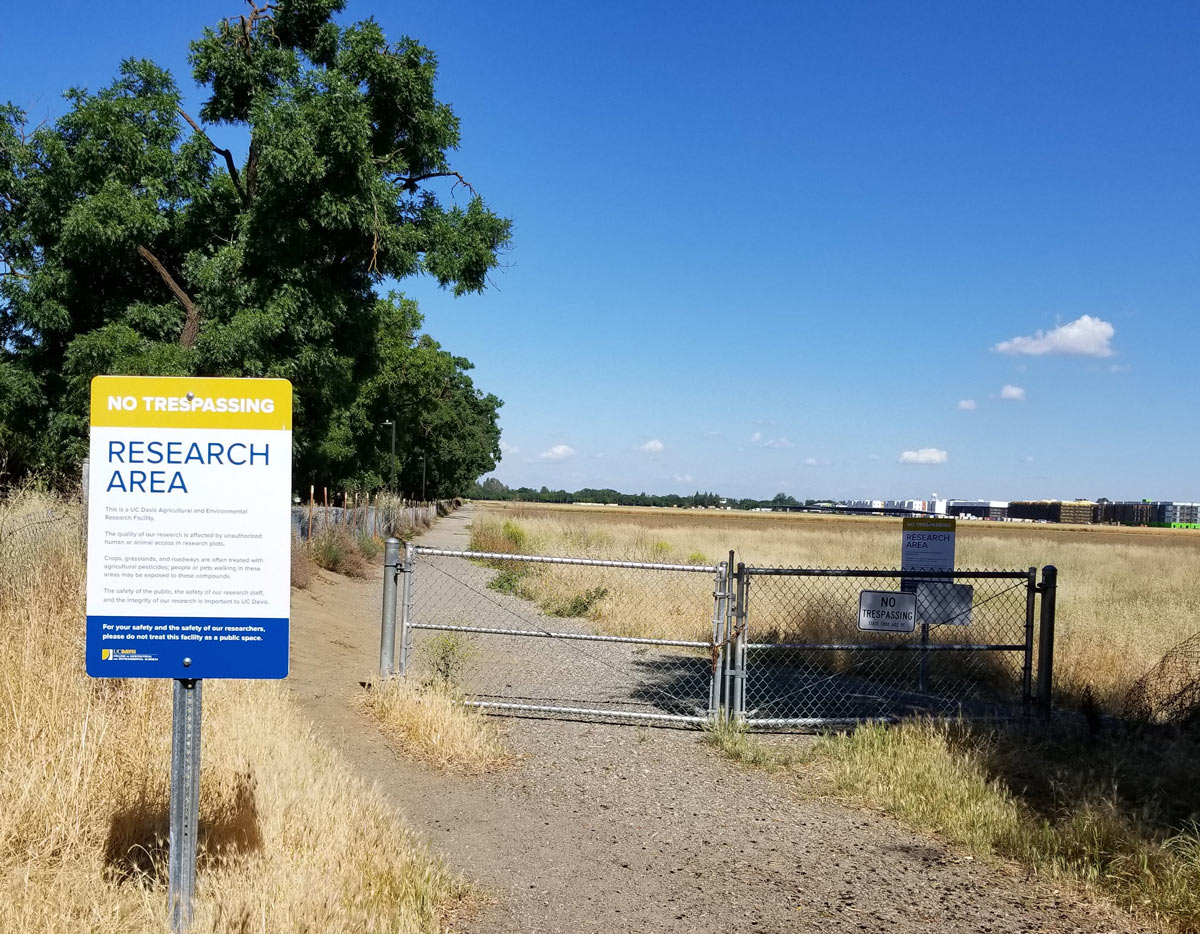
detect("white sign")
[86,375,293,679]
[915,582,974,626]
[901,516,956,592]
[858,590,917,633]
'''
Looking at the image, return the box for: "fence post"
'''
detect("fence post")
[727,563,747,722]
[1036,565,1058,722]
[708,560,728,718]
[1022,566,1037,713]
[398,541,416,676]
[379,537,400,678]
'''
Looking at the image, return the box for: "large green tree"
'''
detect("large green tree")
[0,0,510,495]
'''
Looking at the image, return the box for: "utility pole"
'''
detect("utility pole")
[421,455,426,502]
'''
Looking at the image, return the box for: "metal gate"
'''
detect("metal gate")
[382,544,731,725]
[724,565,1049,727]
[379,542,1057,727]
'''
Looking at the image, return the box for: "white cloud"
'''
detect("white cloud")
[993,314,1115,358]
[764,438,794,449]
[1023,455,1035,463]
[673,473,694,483]
[499,441,520,456]
[899,448,948,465]
[999,384,1026,401]
[750,432,762,443]
[538,444,575,461]
[1110,363,1131,374]
[803,457,830,466]
[957,399,976,411]
[639,439,664,454]
[868,453,882,461]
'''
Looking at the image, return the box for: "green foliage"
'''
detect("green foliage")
[0,1,510,493]
[500,520,526,549]
[548,586,608,619]
[355,531,382,561]
[420,632,473,689]
[486,567,527,596]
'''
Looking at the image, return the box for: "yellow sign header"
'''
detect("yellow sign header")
[90,376,292,430]
[902,517,956,533]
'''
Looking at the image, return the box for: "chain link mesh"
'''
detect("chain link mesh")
[738,569,1032,723]
[405,549,723,722]
[402,549,1036,728]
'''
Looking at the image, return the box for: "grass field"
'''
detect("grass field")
[472,501,1200,932]
[471,501,1200,710]
[0,491,466,933]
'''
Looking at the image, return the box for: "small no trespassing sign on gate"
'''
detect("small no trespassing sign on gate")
[858,590,917,633]
[85,375,292,679]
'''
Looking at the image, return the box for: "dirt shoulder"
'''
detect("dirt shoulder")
[288,505,1140,934]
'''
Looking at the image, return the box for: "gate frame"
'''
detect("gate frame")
[388,545,728,725]
[379,545,1059,728]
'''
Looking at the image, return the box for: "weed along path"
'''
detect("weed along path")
[288,506,1140,934]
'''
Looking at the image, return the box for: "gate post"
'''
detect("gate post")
[379,537,400,678]
[708,560,729,718]
[1022,566,1037,712]
[397,541,416,676]
[1036,565,1058,721]
[726,563,747,722]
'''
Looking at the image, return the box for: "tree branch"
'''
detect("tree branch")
[177,107,249,206]
[392,170,478,197]
[136,245,202,347]
[245,139,259,202]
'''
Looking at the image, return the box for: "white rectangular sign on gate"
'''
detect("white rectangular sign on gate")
[901,516,956,592]
[858,590,917,633]
[915,581,975,626]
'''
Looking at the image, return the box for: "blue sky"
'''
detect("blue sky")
[5,2,1198,501]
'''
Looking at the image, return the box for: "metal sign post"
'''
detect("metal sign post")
[168,678,203,933]
[84,375,293,929]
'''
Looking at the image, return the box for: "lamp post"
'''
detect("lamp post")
[381,420,396,494]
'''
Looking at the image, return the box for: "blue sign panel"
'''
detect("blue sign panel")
[85,615,289,679]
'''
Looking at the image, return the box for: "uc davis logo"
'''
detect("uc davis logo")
[101,649,112,660]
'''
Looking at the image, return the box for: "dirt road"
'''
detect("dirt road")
[288,505,1138,934]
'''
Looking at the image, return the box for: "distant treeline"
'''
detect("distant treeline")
[469,479,817,512]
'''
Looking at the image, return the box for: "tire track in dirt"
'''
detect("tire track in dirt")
[287,505,1141,934]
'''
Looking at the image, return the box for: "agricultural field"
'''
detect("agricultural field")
[471,501,1200,712]
[468,500,1200,932]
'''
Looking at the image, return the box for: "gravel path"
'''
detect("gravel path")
[287,505,1141,934]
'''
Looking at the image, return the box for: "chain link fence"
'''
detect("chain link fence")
[728,567,1037,726]
[395,546,728,724]
[381,545,1052,729]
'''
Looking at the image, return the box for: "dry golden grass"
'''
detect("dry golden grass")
[820,720,1200,933]
[471,502,1200,932]
[0,491,465,933]
[358,680,510,775]
[473,502,1200,707]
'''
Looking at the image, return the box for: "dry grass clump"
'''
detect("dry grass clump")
[0,491,464,933]
[290,533,314,588]
[358,680,510,775]
[820,720,1200,933]
[309,524,372,578]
